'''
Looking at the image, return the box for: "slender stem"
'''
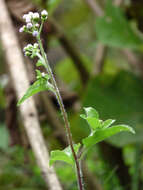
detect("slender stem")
[37,35,84,190]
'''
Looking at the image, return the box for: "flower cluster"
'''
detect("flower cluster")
[23,43,40,58]
[19,10,48,37]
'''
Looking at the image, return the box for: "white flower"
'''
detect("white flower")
[23,14,27,19]
[42,72,46,77]
[19,26,24,33]
[41,10,48,16]
[34,43,39,48]
[25,44,33,50]
[33,12,40,19]
[25,15,31,23]
[28,12,34,17]
[32,31,39,37]
[27,44,33,48]
[23,13,32,23]
[26,23,33,29]
[35,23,39,28]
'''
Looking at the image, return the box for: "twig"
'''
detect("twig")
[0,1,62,190]
[84,0,106,76]
[37,33,84,190]
[92,43,107,75]
[122,49,141,73]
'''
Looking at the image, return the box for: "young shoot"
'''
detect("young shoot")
[18,10,135,190]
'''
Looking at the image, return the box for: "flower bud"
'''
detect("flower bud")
[34,43,39,48]
[26,23,33,29]
[32,31,39,37]
[19,27,24,33]
[41,10,48,21]
[25,51,31,57]
[41,10,48,16]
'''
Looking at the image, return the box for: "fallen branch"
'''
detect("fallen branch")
[0,1,62,189]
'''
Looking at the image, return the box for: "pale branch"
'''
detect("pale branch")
[92,43,107,76]
[122,49,142,74]
[84,0,103,17]
[114,0,124,6]
[0,1,62,190]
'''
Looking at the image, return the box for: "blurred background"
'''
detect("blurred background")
[0,0,143,189]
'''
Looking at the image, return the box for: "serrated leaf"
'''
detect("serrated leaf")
[82,125,135,147]
[17,78,54,106]
[50,143,81,165]
[101,119,115,129]
[95,2,143,49]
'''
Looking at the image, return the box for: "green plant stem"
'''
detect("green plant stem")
[37,35,84,190]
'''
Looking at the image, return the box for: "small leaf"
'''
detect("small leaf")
[84,107,99,118]
[82,125,135,147]
[101,119,115,129]
[36,59,43,67]
[80,107,101,131]
[86,117,102,131]
[17,78,55,106]
[50,150,73,165]
[36,69,42,78]
[50,143,81,165]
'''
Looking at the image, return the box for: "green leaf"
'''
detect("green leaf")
[86,117,102,131]
[80,71,143,147]
[80,107,101,131]
[82,125,135,147]
[101,119,115,129]
[36,69,42,78]
[50,143,81,165]
[84,107,99,118]
[95,2,143,49]
[36,59,43,67]
[17,78,54,106]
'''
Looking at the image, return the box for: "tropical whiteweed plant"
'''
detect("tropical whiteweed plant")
[18,10,135,190]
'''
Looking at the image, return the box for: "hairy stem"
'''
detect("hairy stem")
[37,35,84,190]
